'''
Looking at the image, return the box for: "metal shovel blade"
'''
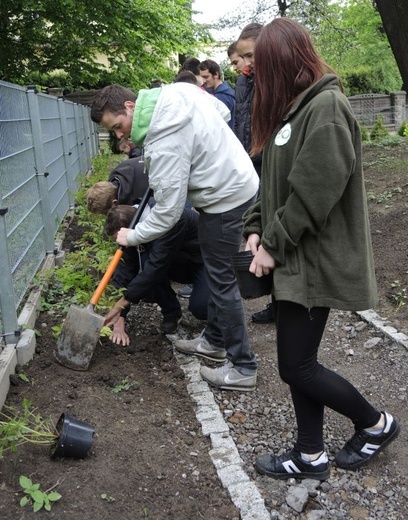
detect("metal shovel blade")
[54,304,105,371]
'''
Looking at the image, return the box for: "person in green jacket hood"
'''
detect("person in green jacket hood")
[243,18,400,480]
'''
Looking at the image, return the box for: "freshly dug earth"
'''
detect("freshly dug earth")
[0,140,407,519]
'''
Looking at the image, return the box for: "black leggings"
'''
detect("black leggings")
[275,299,381,453]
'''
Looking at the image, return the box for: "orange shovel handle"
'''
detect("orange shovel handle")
[90,248,124,306]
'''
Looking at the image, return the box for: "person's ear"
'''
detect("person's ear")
[124,101,135,111]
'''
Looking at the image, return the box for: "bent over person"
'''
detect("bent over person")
[91,82,259,391]
[243,18,399,479]
[104,205,209,344]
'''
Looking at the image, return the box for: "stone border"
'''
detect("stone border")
[357,309,408,350]
[176,354,272,520]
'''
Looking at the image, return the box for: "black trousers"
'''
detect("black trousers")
[274,299,381,453]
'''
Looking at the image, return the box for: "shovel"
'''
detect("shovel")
[54,187,154,371]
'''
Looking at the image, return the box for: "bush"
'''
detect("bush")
[343,67,386,96]
[359,124,370,142]
[370,116,389,141]
[397,121,408,137]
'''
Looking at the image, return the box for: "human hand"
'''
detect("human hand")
[116,227,131,246]
[245,233,261,255]
[249,245,275,277]
[111,317,130,346]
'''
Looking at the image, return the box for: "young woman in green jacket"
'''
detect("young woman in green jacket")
[243,17,400,480]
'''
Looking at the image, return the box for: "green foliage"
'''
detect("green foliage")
[38,152,125,321]
[1,0,210,91]
[342,67,389,97]
[389,280,407,310]
[217,0,402,95]
[19,476,62,513]
[359,124,370,142]
[17,372,30,383]
[222,64,238,90]
[100,492,116,502]
[398,121,408,137]
[0,399,57,457]
[367,186,403,205]
[311,0,402,94]
[370,116,389,141]
[112,377,140,393]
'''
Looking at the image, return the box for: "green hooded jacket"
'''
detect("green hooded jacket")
[131,87,161,147]
[243,75,378,311]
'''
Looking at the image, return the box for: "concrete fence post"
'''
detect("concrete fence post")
[391,91,407,130]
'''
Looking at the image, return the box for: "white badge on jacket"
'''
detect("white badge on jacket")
[275,123,291,146]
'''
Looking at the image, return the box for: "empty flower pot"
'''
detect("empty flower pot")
[231,251,273,299]
[51,413,95,459]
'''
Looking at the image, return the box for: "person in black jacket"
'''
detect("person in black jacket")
[86,158,149,214]
[235,23,263,177]
[236,23,275,325]
[104,205,209,345]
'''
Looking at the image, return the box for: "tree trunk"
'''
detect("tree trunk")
[375,0,408,91]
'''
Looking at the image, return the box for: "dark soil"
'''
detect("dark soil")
[0,139,407,519]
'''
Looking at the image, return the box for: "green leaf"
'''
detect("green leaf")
[48,492,62,502]
[31,490,45,504]
[33,501,43,513]
[17,373,30,382]
[20,496,29,507]
[44,503,51,511]
[19,475,32,489]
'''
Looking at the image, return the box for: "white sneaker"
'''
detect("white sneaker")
[173,334,227,362]
[200,362,257,391]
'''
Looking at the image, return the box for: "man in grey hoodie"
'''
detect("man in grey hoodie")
[91,82,259,391]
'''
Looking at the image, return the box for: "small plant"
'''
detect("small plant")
[100,492,115,502]
[112,377,139,393]
[367,186,403,204]
[19,475,62,512]
[389,280,408,309]
[359,124,370,142]
[0,399,57,457]
[370,116,389,141]
[17,371,30,383]
[397,120,408,137]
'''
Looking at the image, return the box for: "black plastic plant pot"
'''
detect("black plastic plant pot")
[231,251,273,299]
[51,413,95,459]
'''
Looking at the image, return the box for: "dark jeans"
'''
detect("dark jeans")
[198,197,257,370]
[274,299,380,453]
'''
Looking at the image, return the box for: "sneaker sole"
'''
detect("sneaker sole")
[336,421,401,470]
[200,374,256,392]
[255,463,330,481]
[174,346,227,363]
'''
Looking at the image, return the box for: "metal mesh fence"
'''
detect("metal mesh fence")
[0,81,98,344]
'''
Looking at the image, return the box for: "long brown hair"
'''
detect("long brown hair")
[251,18,338,154]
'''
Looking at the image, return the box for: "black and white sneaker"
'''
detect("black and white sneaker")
[335,412,400,470]
[255,449,330,480]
